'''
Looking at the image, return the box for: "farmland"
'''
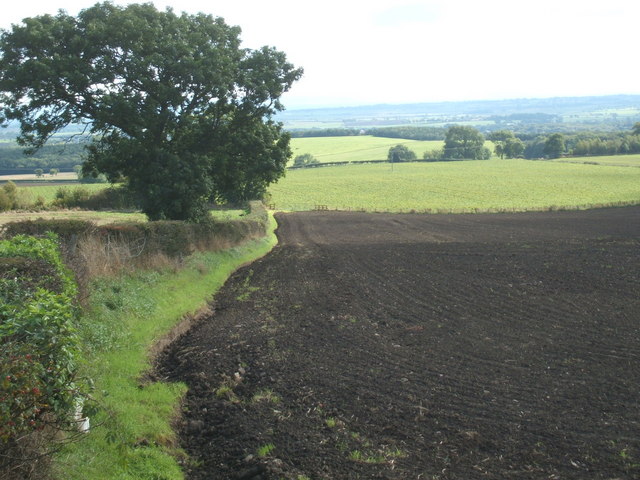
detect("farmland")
[290,135,445,163]
[269,159,640,212]
[160,207,640,479]
[554,153,640,167]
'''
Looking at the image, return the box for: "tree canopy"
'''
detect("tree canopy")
[387,144,417,162]
[488,130,525,159]
[443,126,490,160]
[543,133,566,159]
[0,2,302,220]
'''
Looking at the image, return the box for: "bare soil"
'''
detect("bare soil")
[158,207,640,479]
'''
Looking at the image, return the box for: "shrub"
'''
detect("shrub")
[387,144,417,162]
[293,153,320,168]
[1,219,95,239]
[0,234,82,478]
[0,190,11,212]
[53,186,92,208]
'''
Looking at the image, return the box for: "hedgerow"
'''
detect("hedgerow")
[0,234,82,478]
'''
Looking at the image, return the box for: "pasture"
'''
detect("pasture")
[268,159,640,212]
[554,153,640,167]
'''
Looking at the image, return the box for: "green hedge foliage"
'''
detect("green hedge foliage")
[0,234,80,445]
[1,202,268,260]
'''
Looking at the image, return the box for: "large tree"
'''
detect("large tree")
[0,3,302,220]
[443,125,490,160]
[543,133,566,159]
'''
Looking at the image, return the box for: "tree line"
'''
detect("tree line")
[0,142,86,170]
[386,123,640,163]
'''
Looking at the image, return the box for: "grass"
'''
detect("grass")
[554,153,640,167]
[22,184,107,203]
[252,388,280,404]
[268,158,640,212]
[0,209,147,226]
[53,214,279,480]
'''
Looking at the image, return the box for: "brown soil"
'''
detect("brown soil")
[157,207,640,480]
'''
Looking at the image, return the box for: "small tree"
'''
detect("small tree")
[489,130,525,159]
[293,153,319,167]
[49,168,59,176]
[387,144,416,163]
[34,168,44,178]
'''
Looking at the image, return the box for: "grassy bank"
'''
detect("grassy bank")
[53,214,278,479]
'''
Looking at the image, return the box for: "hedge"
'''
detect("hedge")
[0,234,82,477]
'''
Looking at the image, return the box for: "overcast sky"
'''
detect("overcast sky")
[2,0,639,109]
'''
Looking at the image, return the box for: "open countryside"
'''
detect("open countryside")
[1,2,639,479]
[269,159,640,212]
[160,207,640,479]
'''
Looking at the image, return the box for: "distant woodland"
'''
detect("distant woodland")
[3,95,640,171]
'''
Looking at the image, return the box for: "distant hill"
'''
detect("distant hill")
[278,95,640,133]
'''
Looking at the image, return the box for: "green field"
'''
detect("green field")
[554,154,640,167]
[290,136,445,163]
[268,159,640,213]
[18,183,107,203]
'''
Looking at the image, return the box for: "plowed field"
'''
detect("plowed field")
[158,207,640,479]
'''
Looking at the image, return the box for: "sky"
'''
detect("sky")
[2,0,639,109]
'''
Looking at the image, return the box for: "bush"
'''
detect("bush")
[293,153,319,168]
[423,148,443,161]
[0,181,19,211]
[0,235,82,478]
[0,190,11,211]
[53,186,92,208]
[1,219,95,239]
[79,186,136,210]
[387,144,417,162]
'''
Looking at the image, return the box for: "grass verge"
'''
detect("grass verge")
[52,214,278,480]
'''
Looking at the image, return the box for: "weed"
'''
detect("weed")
[257,443,276,458]
[236,269,260,300]
[349,450,363,461]
[252,389,280,404]
[325,417,337,428]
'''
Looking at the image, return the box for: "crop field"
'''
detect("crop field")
[268,159,640,212]
[290,135,445,163]
[0,172,78,182]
